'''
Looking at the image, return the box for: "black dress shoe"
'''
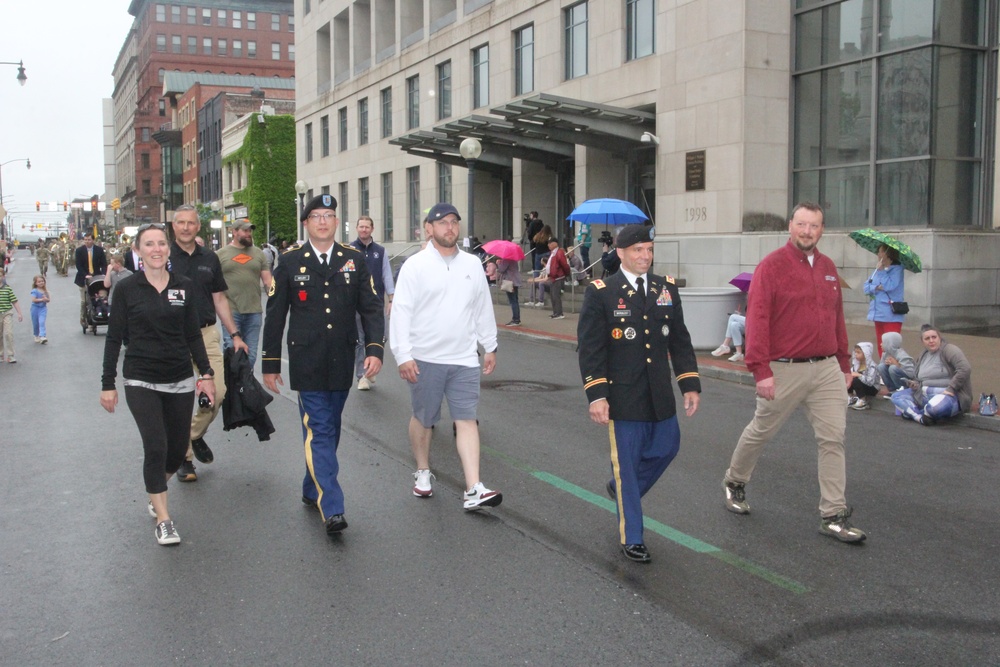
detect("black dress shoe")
[325,514,348,534]
[301,496,319,511]
[191,437,214,464]
[622,544,651,563]
[606,480,616,500]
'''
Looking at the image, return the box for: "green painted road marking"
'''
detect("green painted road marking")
[484,445,809,594]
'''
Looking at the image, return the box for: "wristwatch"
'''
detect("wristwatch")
[231,330,243,338]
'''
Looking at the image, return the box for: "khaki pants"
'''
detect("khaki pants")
[0,311,14,359]
[724,356,849,517]
[189,325,227,447]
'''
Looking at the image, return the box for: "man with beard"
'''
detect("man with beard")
[721,202,866,544]
[170,205,248,480]
[390,203,502,511]
[217,219,272,367]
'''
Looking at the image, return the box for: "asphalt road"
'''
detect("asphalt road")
[2,249,998,666]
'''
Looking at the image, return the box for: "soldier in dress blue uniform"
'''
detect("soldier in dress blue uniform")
[262,194,385,536]
[577,224,701,563]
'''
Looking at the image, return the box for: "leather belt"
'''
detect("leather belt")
[775,355,833,364]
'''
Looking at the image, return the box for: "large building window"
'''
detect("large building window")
[472,45,489,108]
[437,61,452,120]
[626,0,655,61]
[358,97,369,145]
[381,172,394,241]
[514,25,534,95]
[359,177,370,217]
[233,11,242,28]
[171,6,180,23]
[339,182,350,242]
[437,162,452,203]
[156,34,166,52]
[188,36,197,54]
[564,2,588,80]
[202,8,211,25]
[381,87,393,138]
[304,122,313,162]
[233,40,243,58]
[406,75,420,129]
[272,13,281,31]
[203,37,212,55]
[272,42,281,60]
[187,7,196,24]
[156,4,166,21]
[338,107,348,152]
[792,0,987,228]
[248,12,257,29]
[320,115,330,157]
[171,35,181,53]
[407,166,421,241]
[248,41,257,58]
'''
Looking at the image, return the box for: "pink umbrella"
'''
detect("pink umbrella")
[729,271,753,292]
[481,239,525,261]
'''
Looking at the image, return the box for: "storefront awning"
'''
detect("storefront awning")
[389,93,655,173]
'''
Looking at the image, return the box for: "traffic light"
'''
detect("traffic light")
[63,201,68,211]
[35,201,40,211]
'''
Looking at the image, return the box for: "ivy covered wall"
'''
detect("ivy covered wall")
[224,114,297,243]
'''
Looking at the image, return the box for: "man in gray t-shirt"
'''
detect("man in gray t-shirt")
[216,220,273,366]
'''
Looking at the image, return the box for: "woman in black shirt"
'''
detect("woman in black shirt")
[100,224,215,546]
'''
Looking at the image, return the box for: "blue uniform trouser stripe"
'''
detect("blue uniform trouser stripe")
[298,390,349,521]
[610,417,681,545]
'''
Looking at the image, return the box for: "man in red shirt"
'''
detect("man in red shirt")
[721,202,866,543]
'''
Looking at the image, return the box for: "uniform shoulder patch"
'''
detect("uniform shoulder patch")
[339,242,360,253]
[591,279,606,289]
[281,245,299,255]
[665,275,675,285]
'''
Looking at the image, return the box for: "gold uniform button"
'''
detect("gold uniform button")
[326,308,331,314]
[643,315,648,320]
[645,343,650,349]
[646,358,652,363]
[644,330,649,334]
[327,324,333,329]
[324,282,330,286]
[324,294,329,299]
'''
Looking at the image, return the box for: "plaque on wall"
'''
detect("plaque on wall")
[685,150,706,191]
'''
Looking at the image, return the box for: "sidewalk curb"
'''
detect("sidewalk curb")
[498,325,1000,435]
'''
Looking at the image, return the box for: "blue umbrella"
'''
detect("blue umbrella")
[567,198,649,225]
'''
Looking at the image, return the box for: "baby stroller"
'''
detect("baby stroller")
[83,275,110,335]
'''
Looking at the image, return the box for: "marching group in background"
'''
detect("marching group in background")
[0,198,980,562]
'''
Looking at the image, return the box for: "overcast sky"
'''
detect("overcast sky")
[0,1,135,229]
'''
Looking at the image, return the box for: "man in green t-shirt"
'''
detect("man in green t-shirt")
[216,220,272,366]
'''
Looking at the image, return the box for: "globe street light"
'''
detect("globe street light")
[459,137,482,240]
[295,180,309,242]
[0,60,27,86]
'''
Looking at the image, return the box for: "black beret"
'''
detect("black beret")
[301,194,338,222]
[616,224,655,248]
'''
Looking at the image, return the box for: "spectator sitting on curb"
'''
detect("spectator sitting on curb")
[847,342,879,410]
[711,305,747,363]
[877,331,916,394]
[890,324,972,425]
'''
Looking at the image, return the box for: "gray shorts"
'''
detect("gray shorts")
[408,361,481,427]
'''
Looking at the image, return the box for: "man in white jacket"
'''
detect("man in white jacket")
[390,202,503,511]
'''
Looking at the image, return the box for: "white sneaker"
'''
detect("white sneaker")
[155,520,181,545]
[358,377,372,391]
[728,352,744,362]
[147,501,157,519]
[535,302,545,307]
[463,482,503,510]
[413,469,434,497]
[850,398,870,411]
[711,344,731,357]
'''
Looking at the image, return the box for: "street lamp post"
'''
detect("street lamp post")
[0,60,27,86]
[459,138,482,242]
[294,180,308,242]
[0,158,30,241]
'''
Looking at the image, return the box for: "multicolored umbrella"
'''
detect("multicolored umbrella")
[728,271,753,292]
[481,239,524,261]
[566,198,649,225]
[848,228,922,273]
